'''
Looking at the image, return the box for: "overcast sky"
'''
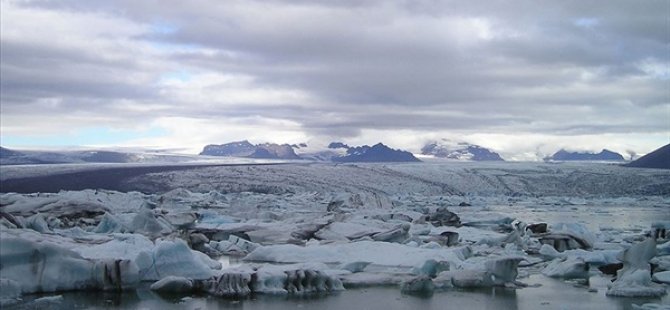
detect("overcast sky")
[1,0,668,159]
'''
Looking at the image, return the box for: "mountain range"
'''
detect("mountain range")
[546,149,625,161]
[329,142,421,163]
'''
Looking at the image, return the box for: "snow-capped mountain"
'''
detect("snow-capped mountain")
[200,141,301,160]
[626,144,670,169]
[331,143,420,163]
[421,140,504,161]
[546,149,625,162]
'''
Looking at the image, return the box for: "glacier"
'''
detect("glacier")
[0,161,668,307]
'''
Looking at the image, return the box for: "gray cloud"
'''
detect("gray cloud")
[1,0,668,155]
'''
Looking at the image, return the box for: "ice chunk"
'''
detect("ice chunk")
[194,250,223,270]
[203,271,253,297]
[189,263,343,297]
[75,233,154,261]
[484,257,523,285]
[0,236,139,295]
[460,212,513,229]
[150,276,194,293]
[0,278,21,307]
[652,271,670,284]
[542,257,589,279]
[477,231,522,247]
[371,223,410,243]
[253,263,344,295]
[340,261,371,273]
[434,270,493,288]
[632,303,670,310]
[30,295,63,307]
[129,209,173,236]
[657,240,670,256]
[136,239,218,281]
[340,272,414,287]
[244,240,466,267]
[164,212,198,229]
[92,212,129,234]
[25,213,51,233]
[253,267,288,294]
[651,256,670,272]
[411,259,450,277]
[326,192,393,212]
[228,235,260,253]
[314,222,384,241]
[539,243,620,266]
[210,235,260,255]
[432,256,522,288]
[549,222,596,249]
[400,276,434,295]
[427,207,461,227]
[92,259,141,291]
[607,238,667,297]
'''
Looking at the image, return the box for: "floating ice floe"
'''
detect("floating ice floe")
[542,257,589,279]
[150,276,195,293]
[432,256,524,289]
[607,238,667,297]
[652,271,670,284]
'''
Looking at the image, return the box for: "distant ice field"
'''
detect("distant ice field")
[1,161,668,309]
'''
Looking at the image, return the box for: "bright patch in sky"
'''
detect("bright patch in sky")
[2,127,168,148]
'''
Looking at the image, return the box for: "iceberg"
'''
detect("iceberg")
[607,238,666,297]
[652,270,670,284]
[136,239,220,281]
[0,235,139,295]
[542,257,590,279]
[150,276,195,293]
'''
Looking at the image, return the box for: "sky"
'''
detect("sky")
[1,0,668,160]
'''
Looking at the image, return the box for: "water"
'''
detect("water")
[7,274,668,310]
[454,203,670,232]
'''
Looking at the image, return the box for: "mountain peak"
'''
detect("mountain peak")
[332,143,420,163]
[200,141,300,159]
[626,144,670,169]
[421,140,504,161]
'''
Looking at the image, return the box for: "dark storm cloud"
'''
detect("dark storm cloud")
[1,0,668,142]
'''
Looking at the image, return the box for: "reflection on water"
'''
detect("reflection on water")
[6,274,668,310]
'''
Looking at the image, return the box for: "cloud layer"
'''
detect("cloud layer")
[1,0,668,158]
